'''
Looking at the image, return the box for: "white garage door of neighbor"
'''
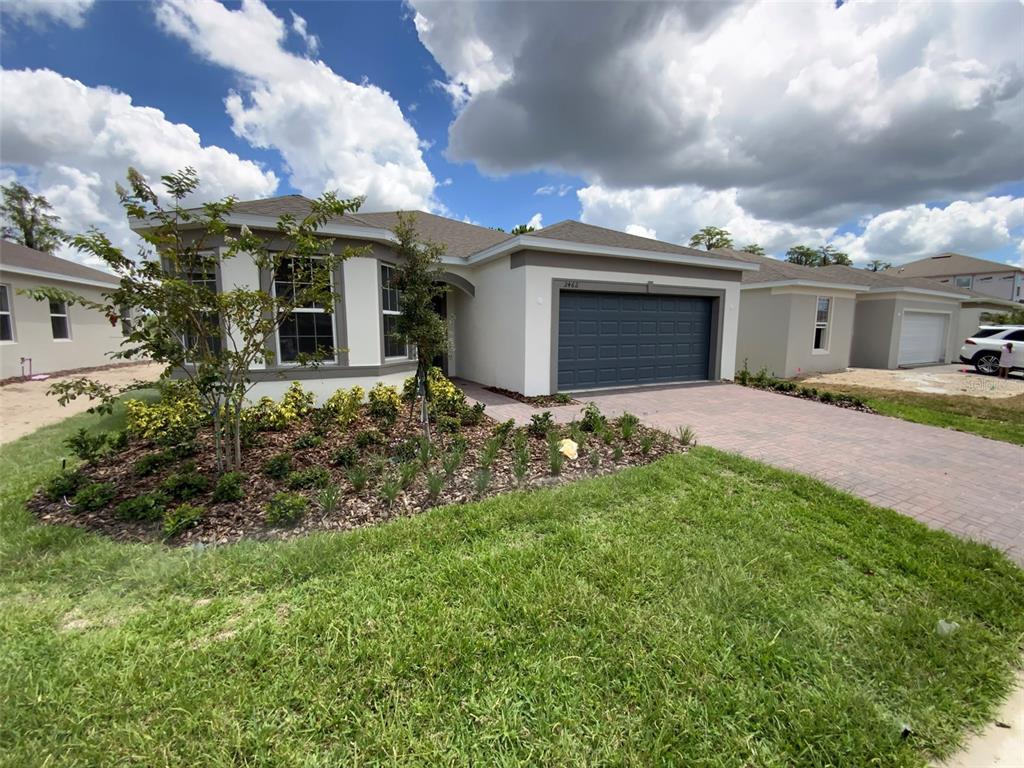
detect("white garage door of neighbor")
[897,312,948,366]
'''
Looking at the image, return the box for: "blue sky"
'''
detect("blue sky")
[1,0,1021,267]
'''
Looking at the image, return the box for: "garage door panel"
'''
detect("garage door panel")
[557,290,712,390]
[898,312,948,366]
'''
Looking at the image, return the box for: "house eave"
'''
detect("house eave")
[130,213,399,246]
[0,263,118,289]
[865,286,970,300]
[741,280,870,292]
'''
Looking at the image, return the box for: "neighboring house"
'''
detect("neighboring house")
[729,252,1016,377]
[888,252,1024,303]
[0,240,123,379]
[143,196,759,399]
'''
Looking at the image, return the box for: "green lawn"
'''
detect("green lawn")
[2,405,1023,767]
[810,385,1024,446]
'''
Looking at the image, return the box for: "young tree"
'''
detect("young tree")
[390,213,449,439]
[23,167,367,470]
[818,244,852,266]
[688,226,733,251]
[510,223,535,235]
[1,181,66,253]
[786,245,820,266]
[864,259,891,272]
[740,243,765,255]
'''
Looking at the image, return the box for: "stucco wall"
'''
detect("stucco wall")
[736,288,791,377]
[343,256,382,366]
[248,370,410,404]
[784,292,857,377]
[850,298,897,369]
[933,271,1022,302]
[0,271,124,379]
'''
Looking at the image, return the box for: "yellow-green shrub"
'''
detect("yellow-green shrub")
[402,367,466,417]
[280,382,315,421]
[240,397,289,432]
[368,383,401,422]
[324,385,364,426]
[124,397,204,443]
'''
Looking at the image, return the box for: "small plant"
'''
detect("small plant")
[473,467,492,498]
[64,428,107,463]
[398,461,419,490]
[612,445,624,461]
[167,440,199,460]
[280,381,315,421]
[72,481,116,511]
[492,419,515,444]
[588,450,600,471]
[579,402,606,433]
[512,441,530,486]
[133,452,169,477]
[600,427,616,445]
[425,471,445,502]
[346,465,370,492]
[677,425,696,446]
[479,435,502,470]
[212,471,246,503]
[567,420,587,449]
[163,503,204,537]
[547,434,565,476]
[265,492,307,527]
[553,392,572,405]
[44,469,84,501]
[324,385,364,426]
[416,435,433,468]
[434,414,461,434]
[529,411,555,438]
[332,445,359,468]
[309,407,335,436]
[819,390,835,403]
[368,383,401,424]
[442,447,464,478]
[318,484,343,517]
[619,413,640,442]
[460,401,486,427]
[262,453,293,480]
[286,467,330,490]
[735,362,750,386]
[107,430,129,451]
[116,491,167,521]
[161,463,209,501]
[293,433,324,451]
[378,475,402,507]
[355,429,385,450]
[640,433,655,456]
[394,438,420,463]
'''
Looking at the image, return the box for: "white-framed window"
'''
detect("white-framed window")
[274,256,336,364]
[812,296,831,352]
[0,284,14,342]
[381,263,407,359]
[954,276,972,288]
[182,262,221,359]
[49,299,70,340]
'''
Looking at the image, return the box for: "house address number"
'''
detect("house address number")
[562,280,580,289]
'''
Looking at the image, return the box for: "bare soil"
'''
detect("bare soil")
[803,366,1023,399]
[0,362,164,445]
[484,385,580,408]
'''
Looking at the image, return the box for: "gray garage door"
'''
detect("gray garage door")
[557,291,713,390]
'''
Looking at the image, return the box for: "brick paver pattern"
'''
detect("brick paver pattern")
[458,380,1024,565]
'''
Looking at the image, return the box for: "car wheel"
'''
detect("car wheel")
[974,352,1001,375]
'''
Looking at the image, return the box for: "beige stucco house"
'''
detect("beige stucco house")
[889,252,1023,304]
[142,196,759,399]
[0,240,123,380]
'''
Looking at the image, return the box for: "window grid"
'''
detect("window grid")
[381,264,407,359]
[274,256,336,364]
[0,285,13,341]
[182,263,221,358]
[49,299,70,340]
[813,296,831,352]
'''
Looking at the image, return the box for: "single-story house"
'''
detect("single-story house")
[888,252,1023,304]
[0,240,123,380]
[141,196,760,400]
[730,252,1017,377]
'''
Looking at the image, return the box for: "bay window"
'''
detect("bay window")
[274,256,336,364]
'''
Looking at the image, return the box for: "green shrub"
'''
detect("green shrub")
[600,427,616,445]
[492,419,515,444]
[553,392,572,405]
[579,402,606,433]
[309,408,335,436]
[393,438,420,463]
[265,492,307,527]
[160,463,209,501]
[168,440,199,460]
[378,475,402,507]
[241,397,290,433]
[331,445,359,468]
[619,413,640,442]
[528,411,555,438]
[403,367,467,417]
[735,362,750,386]
[473,467,492,498]
[262,453,293,480]
[280,382,315,420]
[819,390,835,403]
[442,447,464,478]
[547,434,565,476]
[318,484,343,516]
[163,503,203,537]
[434,414,461,434]
[355,429,384,450]
[425,471,445,502]
[640,433,655,456]
[133,452,169,477]
[293,433,324,451]
[116,492,167,521]
[286,467,330,490]
[479,436,502,470]
[324,385,364,426]
[212,471,246,503]
[124,394,204,444]
[72,481,116,512]
[64,428,107,463]
[398,462,419,490]
[107,430,129,451]
[44,469,84,501]
[459,401,486,427]
[346,465,370,492]
[368,383,401,423]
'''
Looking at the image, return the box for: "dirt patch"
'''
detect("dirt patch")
[803,367,1023,399]
[484,386,579,408]
[0,362,165,445]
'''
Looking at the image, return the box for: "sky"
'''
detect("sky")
[1,0,1022,270]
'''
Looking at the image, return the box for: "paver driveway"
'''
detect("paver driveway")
[462,381,1024,565]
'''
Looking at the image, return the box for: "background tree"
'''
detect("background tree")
[817,244,852,266]
[689,226,733,251]
[864,259,891,272]
[786,245,820,266]
[390,213,448,439]
[23,167,366,471]
[740,244,765,255]
[981,306,1024,325]
[1,181,66,253]
[510,223,535,235]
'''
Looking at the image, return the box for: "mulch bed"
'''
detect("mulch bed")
[484,386,580,408]
[29,406,685,546]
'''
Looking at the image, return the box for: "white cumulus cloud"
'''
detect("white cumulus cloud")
[289,10,319,56]
[157,0,437,211]
[1,0,94,28]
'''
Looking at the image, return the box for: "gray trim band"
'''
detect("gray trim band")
[437,271,475,297]
[512,250,742,282]
[246,361,417,382]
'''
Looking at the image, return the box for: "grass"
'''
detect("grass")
[808,384,1024,446]
[1,404,1023,766]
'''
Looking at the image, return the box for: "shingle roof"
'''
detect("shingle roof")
[718,250,867,286]
[890,252,1023,278]
[349,211,512,259]
[0,240,118,285]
[816,264,969,296]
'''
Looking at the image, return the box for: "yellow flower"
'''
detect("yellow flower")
[558,438,578,460]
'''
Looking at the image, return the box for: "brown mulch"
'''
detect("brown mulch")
[29,408,685,546]
[0,360,154,387]
[484,386,580,408]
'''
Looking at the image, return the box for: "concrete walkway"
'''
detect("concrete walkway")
[459,380,1024,565]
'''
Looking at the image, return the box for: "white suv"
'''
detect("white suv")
[959,325,1024,375]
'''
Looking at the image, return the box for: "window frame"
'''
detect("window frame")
[812,295,832,354]
[49,298,71,341]
[272,254,338,367]
[380,263,408,361]
[180,257,222,363]
[0,284,14,343]
[954,275,972,288]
